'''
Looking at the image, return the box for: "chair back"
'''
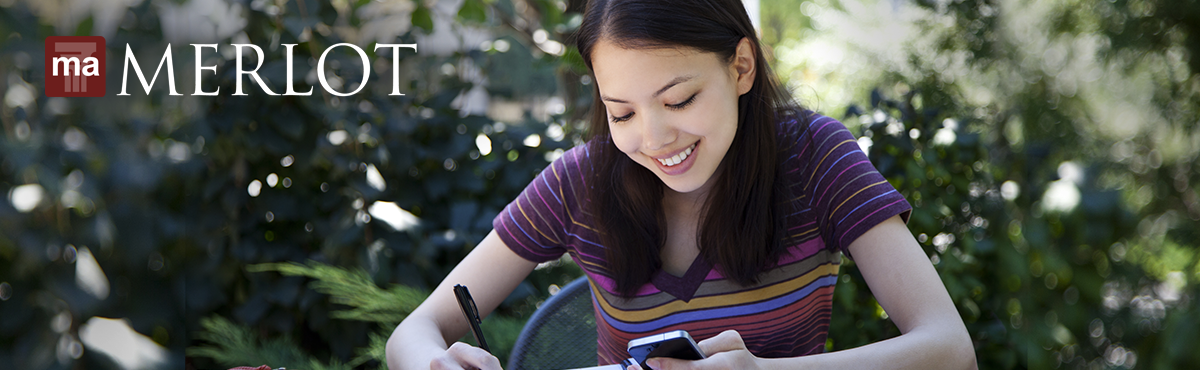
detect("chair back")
[506,276,596,370]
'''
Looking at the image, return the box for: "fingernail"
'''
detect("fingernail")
[645,359,659,369]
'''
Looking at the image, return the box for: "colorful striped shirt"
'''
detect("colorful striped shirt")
[492,114,912,364]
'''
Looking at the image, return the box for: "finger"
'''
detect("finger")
[696,330,745,355]
[446,342,503,370]
[646,358,693,370]
[430,356,460,370]
[626,363,643,370]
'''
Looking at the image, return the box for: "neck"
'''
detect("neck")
[663,166,721,216]
[663,188,704,216]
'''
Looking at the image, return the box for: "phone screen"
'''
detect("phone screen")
[627,331,705,367]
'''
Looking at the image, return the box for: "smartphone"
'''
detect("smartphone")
[453,284,490,353]
[626,330,705,368]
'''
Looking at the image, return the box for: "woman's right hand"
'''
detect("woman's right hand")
[429,342,503,370]
[387,230,536,370]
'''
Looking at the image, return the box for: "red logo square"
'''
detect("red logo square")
[45,36,106,97]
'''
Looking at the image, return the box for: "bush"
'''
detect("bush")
[831,88,1199,368]
[0,0,584,369]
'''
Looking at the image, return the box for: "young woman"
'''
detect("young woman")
[387,0,977,369]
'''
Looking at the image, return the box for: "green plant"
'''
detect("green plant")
[189,259,578,370]
[0,0,584,369]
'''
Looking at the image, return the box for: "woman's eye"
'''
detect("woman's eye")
[611,112,634,123]
[667,93,698,110]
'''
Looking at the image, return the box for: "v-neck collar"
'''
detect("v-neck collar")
[650,254,712,302]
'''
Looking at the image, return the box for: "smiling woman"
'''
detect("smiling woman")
[386,1,977,369]
[583,37,775,296]
[595,45,739,194]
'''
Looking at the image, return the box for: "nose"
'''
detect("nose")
[640,114,677,151]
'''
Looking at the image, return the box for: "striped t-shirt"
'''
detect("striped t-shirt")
[493,113,912,364]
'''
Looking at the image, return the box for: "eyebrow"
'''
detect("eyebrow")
[601,74,696,104]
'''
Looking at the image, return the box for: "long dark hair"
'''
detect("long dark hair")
[576,0,807,297]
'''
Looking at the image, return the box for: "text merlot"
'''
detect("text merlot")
[116,43,418,97]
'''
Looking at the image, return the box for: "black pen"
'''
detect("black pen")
[453,284,491,353]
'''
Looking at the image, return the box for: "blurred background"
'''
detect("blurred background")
[0,0,1197,369]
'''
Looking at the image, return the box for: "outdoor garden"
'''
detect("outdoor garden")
[1,0,1198,369]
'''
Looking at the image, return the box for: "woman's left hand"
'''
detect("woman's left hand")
[628,330,763,370]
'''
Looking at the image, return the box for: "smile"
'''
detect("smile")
[656,142,697,167]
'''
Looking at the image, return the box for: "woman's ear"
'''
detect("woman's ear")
[732,37,757,96]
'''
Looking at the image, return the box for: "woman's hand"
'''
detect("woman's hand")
[429,342,502,370]
[626,330,763,370]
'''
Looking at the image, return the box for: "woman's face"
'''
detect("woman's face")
[591,38,756,195]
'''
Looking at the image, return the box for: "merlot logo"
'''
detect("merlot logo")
[44,35,418,97]
[45,36,107,97]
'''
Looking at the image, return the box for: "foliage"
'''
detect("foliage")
[777,0,1200,368]
[188,315,352,370]
[245,261,428,326]
[829,88,1198,368]
[0,0,583,369]
[189,260,551,369]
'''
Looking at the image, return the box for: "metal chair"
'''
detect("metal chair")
[506,276,597,370]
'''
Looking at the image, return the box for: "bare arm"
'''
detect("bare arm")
[646,215,976,370]
[768,214,977,368]
[386,229,539,370]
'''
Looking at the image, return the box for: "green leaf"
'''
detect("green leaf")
[458,0,488,24]
[283,16,319,39]
[412,7,434,33]
[555,46,588,74]
[188,316,352,370]
[73,16,93,36]
[248,260,429,325]
[349,331,391,368]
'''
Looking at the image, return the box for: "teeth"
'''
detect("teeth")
[658,143,697,167]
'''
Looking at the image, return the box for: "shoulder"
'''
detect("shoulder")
[523,140,602,215]
[777,109,850,139]
[539,140,599,188]
[775,110,859,158]
[532,141,592,178]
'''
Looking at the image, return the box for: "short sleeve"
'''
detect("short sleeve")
[799,116,912,257]
[492,147,585,263]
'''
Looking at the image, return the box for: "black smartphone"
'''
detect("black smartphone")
[453,284,490,353]
[626,330,705,368]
